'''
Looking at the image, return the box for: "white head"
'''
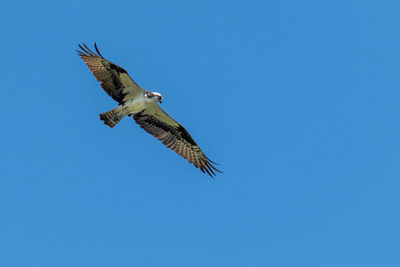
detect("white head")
[145,91,163,103]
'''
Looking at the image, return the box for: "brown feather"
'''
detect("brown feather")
[133,108,221,177]
[77,43,142,104]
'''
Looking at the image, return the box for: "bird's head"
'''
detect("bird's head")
[145,91,163,104]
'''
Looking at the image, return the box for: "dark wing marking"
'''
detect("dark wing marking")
[132,105,221,177]
[77,43,143,104]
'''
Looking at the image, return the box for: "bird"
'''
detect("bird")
[77,43,221,177]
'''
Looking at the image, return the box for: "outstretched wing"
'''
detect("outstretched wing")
[77,43,143,105]
[133,105,221,177]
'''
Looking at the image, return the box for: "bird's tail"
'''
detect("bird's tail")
[99,107,123,128]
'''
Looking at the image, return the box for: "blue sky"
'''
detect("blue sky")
[1,0,399,266]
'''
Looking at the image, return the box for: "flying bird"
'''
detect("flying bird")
[77,43,221,177]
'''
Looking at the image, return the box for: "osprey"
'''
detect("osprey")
[77,43,221,177]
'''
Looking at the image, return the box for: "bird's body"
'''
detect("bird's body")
[77,43,220,177]
[122,94,150,115]
[107,92,157,124]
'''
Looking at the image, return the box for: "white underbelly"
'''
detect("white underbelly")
[121,95,152,115]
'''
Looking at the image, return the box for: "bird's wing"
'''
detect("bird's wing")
[77,43,143,104]
[133,104,221,177]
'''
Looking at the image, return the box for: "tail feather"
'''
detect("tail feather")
[99,108,122,128]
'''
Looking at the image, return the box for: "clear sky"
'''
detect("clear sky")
[0,0,399,266]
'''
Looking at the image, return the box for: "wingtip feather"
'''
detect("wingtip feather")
[94,42,104,58]
[77,43,103,58]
